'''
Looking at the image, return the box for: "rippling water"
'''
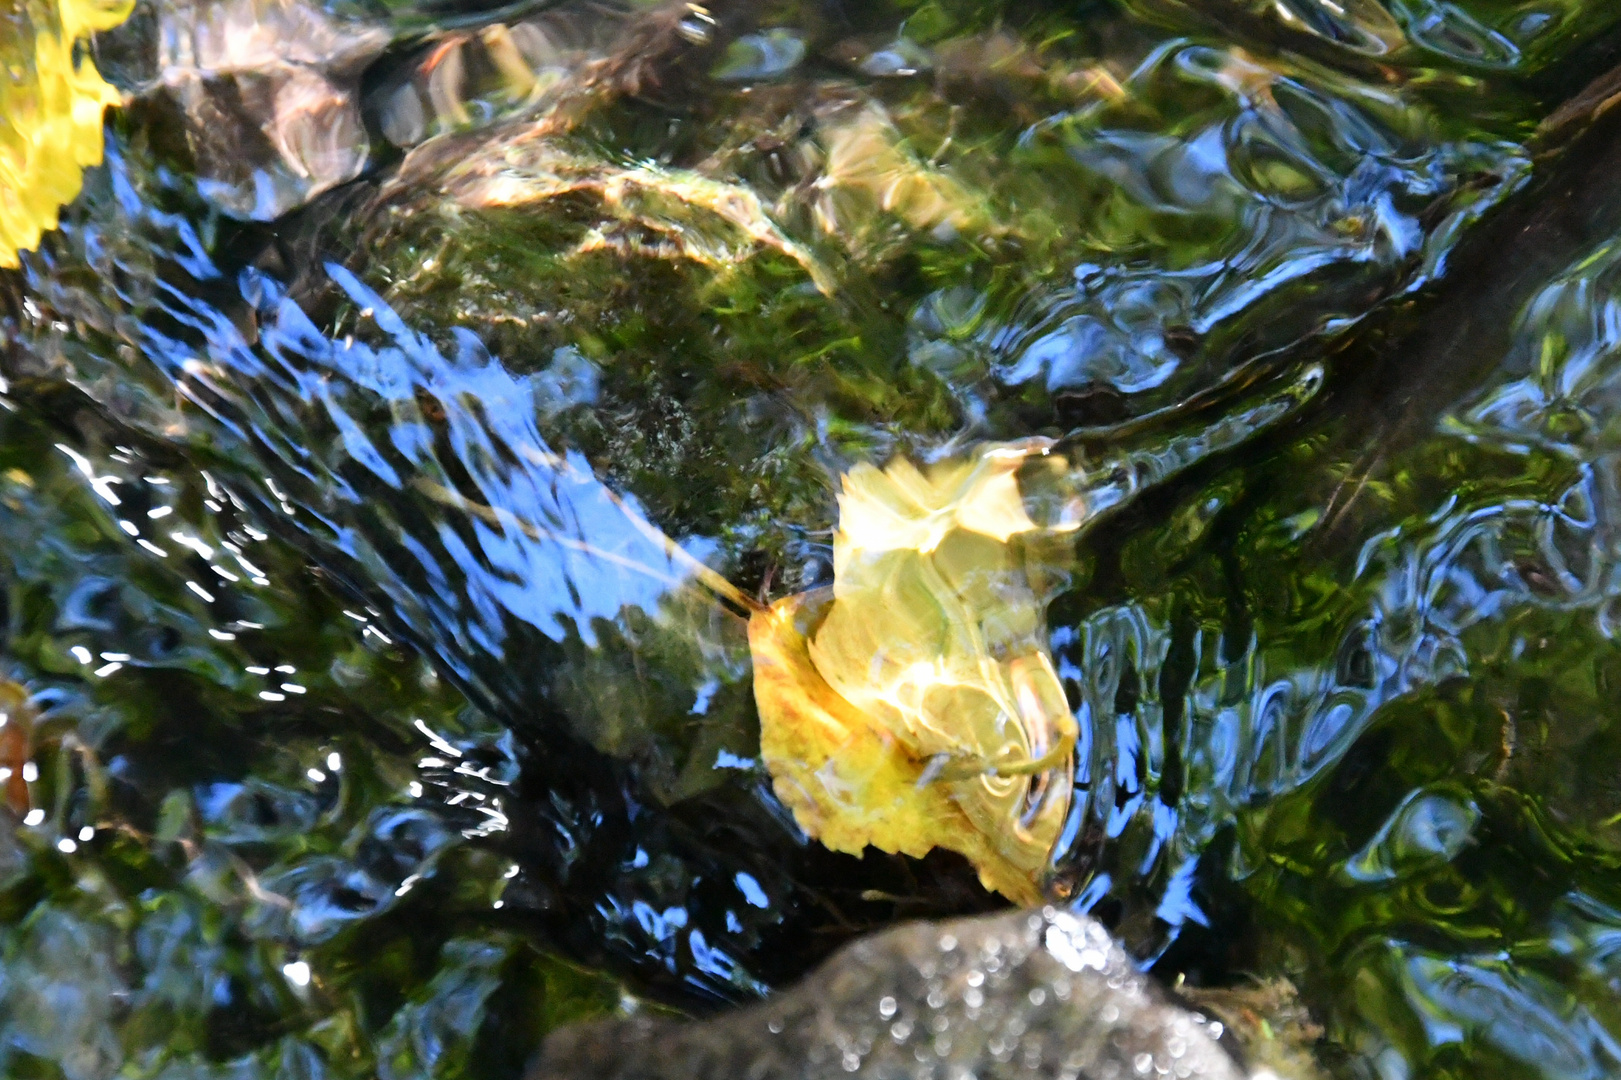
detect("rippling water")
[7,0,1621,1076]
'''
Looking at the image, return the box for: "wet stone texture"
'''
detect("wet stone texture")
[534,908,1249,1080]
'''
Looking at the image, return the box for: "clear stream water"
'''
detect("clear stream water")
[6,0,1621,1077]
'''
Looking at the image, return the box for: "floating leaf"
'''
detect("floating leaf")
[444,142,836,294]
[752,443,1077,901]
[0,0,132,267]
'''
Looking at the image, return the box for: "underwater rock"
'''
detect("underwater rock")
[532,906,1260,1080]
[142,0,389,219]
[378,0,749,181]
[368,11,627,148]
[427,140,836,294]
[710,28,805,83]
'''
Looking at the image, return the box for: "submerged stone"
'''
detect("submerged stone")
[533,907,1262,1080]
[136,0,389,219]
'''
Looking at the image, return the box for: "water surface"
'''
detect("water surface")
[7,0,1621,1077]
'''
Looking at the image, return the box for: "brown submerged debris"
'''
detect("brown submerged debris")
[1180,979,1330,1080]
[532,907,1264,1080]
[0,681,33,817]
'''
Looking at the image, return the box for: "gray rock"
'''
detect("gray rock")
[147,0,389,219]
[533,908,1265,1080]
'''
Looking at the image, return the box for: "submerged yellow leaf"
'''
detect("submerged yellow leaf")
[751,590,1046,905]
[753,443,1077,902]
[0,0,131,267]
[811,101,989,246]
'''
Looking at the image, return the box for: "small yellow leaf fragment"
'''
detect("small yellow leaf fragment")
[0,0,133,267]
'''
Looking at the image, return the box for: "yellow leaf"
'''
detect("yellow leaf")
[833,443,1037,553]
[0,0,131,268]
[752,443,1077,902]
[751,590,1047,904]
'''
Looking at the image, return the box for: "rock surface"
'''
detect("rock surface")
[533,907,1261,1080]
[143,0,389,219]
